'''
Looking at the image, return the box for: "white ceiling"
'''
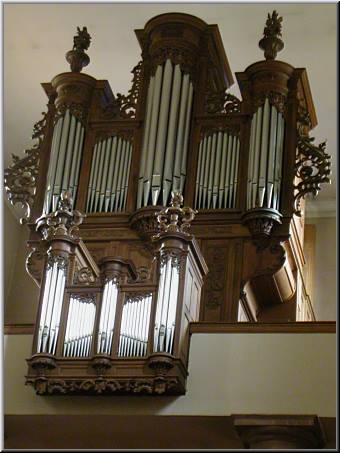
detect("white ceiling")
[3,2,337,214]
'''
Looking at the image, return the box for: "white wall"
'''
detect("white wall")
[4,332,336,417]
[4,204,39,325]
[3,203,21,301]
[306,216,336,320]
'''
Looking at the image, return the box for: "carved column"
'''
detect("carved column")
[27,191,85,373]
[149,192,208,377]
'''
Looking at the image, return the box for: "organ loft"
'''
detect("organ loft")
[4,11,330,395]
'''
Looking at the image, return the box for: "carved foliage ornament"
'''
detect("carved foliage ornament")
[294,134,331,216]
[258,10,284,60]
[65,26,91,73]
[151,47,196,76]
[204,247,227,309]
[4,112,48,224]
[26,376,180,395]
[253,91,286,114]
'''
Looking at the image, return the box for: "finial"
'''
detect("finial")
[259,11,284,60]
[65,26,91,72]
[154,191,197,237]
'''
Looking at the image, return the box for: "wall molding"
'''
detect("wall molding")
[189,321,336,334]
[4,323,35,334]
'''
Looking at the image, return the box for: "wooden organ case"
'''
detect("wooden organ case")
[4,12,331,395]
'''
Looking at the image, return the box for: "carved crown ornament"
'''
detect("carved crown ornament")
[36,191,85,241]
[4,111,48,224]
[153,192,197,238]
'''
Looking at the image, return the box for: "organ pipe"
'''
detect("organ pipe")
[43,110,85,214]
[118,294,152,357]
[153,257,179,354]
[97,279,119,355]
[36,258,66,355]
[137,59,194,208]
[86,136,132,213]
[247,99,285,211]
[195,131,240,210]
[63,296,96,357]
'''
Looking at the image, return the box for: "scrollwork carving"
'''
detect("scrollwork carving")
[294,133,331,216]
[73,264,97,285]
[205,89,241,116]
[26,244,46,286]
[4,112,48,224]
[102,61,142,120]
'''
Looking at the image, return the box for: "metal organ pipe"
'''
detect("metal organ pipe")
[194,131,240,210]
[247,99,285,211]
[36,259,66,355]
[136,59,194,208]
[86,135,132,213]
[43,110,85,214]
[97,279,119,355]
[153,258,179,354]
[63,296,96,357]
[118,294,152,357]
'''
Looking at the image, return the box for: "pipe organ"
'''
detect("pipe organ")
[4,12,330,395]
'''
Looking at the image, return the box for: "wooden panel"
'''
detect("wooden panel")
[200,239,243,322]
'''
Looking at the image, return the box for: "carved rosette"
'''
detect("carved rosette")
[26,376,181,395]
[294,133,331,216]
[4,112,48,224]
